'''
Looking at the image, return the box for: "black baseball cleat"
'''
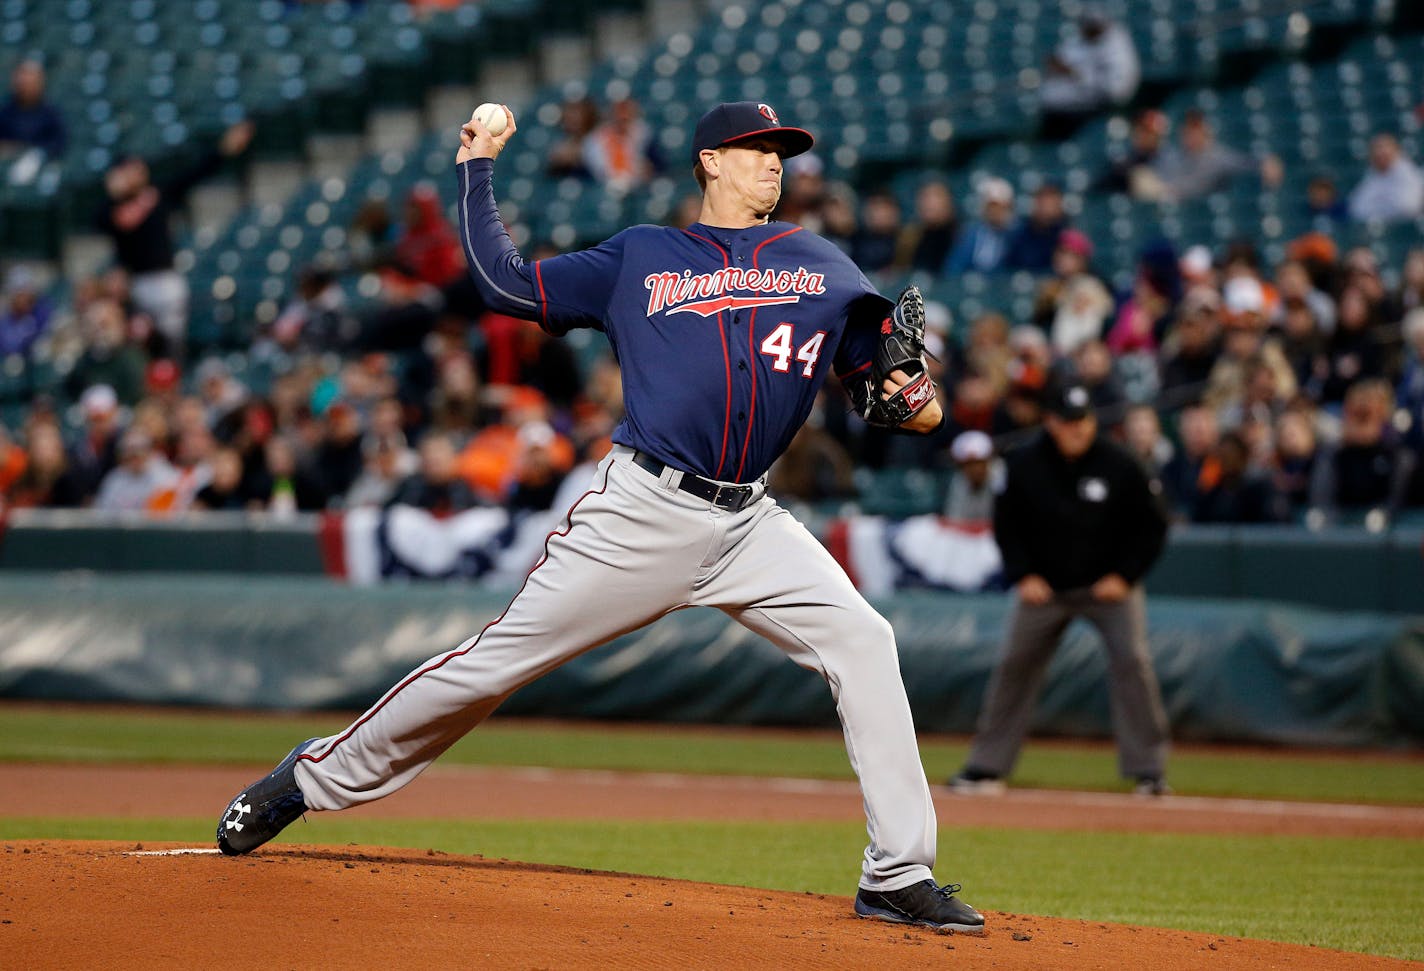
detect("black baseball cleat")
[855,880,986,934]
[1133,775,1173,797]
[947,767,1006,795]
[216,738,319,856]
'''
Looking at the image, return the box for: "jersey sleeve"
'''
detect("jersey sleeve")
[832,272,894,382]
[531,231,630,336]
[456,158,541,321]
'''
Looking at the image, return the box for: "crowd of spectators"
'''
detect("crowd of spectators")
[1,57,1423,531]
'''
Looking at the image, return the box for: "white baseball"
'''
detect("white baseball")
[470,102,508,136]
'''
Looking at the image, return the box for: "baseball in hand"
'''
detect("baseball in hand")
[470,103,508,136]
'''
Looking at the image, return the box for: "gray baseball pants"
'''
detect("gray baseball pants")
[965,586,1169,779]
[295,445,938,891]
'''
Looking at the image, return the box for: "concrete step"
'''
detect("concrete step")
[60,233,111,283]
[187,182,246,237]
[366,107,425,157]
[426,85,481,133]
[305,134,366,184]
[479,57,538,114]
[539,34,594,86]
[245,160,307,209]
[593,10,649,62]
[646,0,704,41]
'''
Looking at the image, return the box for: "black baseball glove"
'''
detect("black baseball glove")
[850,286,937,429]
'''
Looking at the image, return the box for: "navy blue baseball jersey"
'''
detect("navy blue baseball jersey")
[458,157,891,482]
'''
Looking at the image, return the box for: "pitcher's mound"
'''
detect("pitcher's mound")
[0,841,1405,969]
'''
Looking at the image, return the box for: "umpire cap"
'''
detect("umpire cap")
[690,102,814,164]
[1045,382,1094,420]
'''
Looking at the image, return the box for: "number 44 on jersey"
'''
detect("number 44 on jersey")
[760,323,826,377]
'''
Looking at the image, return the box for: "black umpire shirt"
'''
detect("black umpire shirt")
[992,430,1169,591]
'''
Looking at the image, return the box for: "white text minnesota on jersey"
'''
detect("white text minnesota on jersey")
[644,266,828,318]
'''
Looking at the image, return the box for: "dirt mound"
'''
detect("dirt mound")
[1,841,1411,970]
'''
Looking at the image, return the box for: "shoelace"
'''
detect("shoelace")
[932,882,963,898]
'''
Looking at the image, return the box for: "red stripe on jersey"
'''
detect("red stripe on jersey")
[299,460,614,766]
[737,306,757,482]
[836,359,873,379]
[736,226,804,481]
[681,229,733,478]
[533,260,552,334]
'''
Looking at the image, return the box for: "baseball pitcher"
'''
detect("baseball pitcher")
[216,101,982,934]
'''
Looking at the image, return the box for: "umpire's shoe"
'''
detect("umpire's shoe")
[216,738,319,856]
[855,880,986,934]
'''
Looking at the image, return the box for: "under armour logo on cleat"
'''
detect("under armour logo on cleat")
[225,796,251,832]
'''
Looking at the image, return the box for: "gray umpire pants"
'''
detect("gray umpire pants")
[294,445,938,892]
[965,586,1169,780]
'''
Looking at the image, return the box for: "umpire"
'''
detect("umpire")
[951,382,1173,795]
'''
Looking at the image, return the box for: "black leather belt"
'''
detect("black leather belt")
[632,451,759,512]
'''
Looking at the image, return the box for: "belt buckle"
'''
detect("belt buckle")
[716,482,751,512]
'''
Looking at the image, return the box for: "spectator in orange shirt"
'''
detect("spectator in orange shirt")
[458,388,575,503]
[583,96,660,194]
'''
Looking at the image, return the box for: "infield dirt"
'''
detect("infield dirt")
[2,761,1422,838]
[3,840,1418,970]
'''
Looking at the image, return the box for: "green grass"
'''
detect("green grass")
[3,816,1420,961]
[6,705,1422,959]
[2,705,1421,804]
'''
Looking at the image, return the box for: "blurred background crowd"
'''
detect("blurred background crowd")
[1,0,1422,529]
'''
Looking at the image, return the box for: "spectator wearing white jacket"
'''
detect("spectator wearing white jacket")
[1039,9,1140,138]
[1051,273,1115,357]
[94,430,177,513]
[1349,134,1424,224]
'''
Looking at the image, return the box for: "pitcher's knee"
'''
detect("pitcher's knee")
[847,610,896,652]
[836,613,900,674]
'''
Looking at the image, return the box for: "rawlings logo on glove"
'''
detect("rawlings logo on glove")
[849,286,938,429]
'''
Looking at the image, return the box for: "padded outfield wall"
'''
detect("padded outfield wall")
[0,573,1419,747]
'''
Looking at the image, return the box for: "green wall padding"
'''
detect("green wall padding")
[0,574,1418,746]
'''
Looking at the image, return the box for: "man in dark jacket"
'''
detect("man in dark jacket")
[1004,183,1069,274]
[96,120,254,356]
[387,431,478,516]
[0,61,66,158]
[950,381,1173,795]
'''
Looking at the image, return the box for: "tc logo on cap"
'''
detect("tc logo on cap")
[1066,386,1089,409]
[758,103,779,124]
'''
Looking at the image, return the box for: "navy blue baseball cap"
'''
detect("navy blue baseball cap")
[690,102,814,165]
